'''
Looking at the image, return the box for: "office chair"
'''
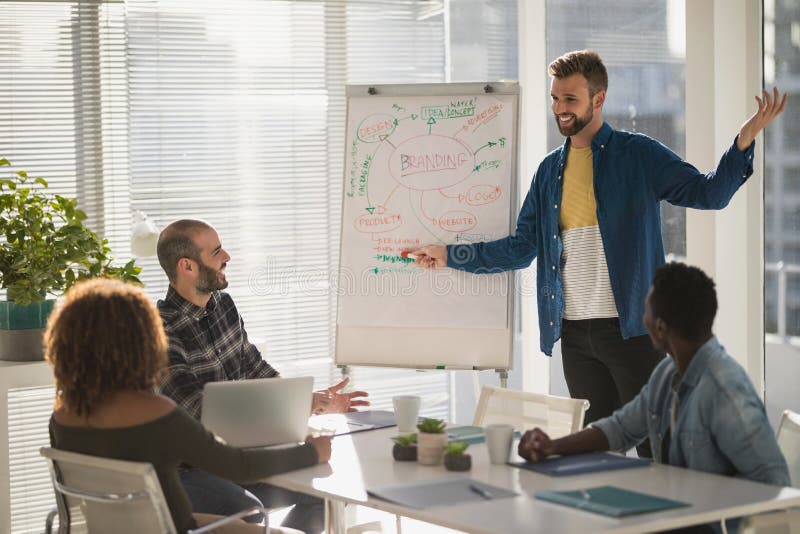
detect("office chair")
[737,409,800,534]
[777,409,800,488]
[740,508,800,534]
[472,385,589,438]
[41,447,300,534]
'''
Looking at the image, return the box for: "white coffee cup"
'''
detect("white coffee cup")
[392,395,421,433]
[485,423,514,464]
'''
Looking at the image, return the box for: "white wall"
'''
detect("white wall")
[517,0,550,395]
[685,0,764,389]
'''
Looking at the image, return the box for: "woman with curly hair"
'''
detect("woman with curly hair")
[45,278,329,533]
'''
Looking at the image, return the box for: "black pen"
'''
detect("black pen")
[469,483,494,500]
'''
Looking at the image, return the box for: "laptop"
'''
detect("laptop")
[201,376,314,448]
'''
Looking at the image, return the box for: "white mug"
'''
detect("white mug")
[485,423,514,464]
[392,395,421,433]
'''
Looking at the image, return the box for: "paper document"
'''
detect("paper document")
[368,478,517,509]
[309,410,397,436]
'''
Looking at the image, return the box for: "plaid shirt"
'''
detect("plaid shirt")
[157,286,278,419]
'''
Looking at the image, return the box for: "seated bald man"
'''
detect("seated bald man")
[156,219,370,534]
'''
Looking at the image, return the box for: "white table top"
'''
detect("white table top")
[265,425,800,534]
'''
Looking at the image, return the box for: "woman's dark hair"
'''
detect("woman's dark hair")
[44,278,168,416]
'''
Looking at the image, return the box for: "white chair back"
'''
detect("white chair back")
[740,410,800,534]
[472,386,589,438]
[740,509,800,534]
[41,447,176,534]
[778,409,800,488]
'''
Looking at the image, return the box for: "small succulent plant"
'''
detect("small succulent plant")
[391,433,417,447]
[416,417,446,434]
[444,441,469,456]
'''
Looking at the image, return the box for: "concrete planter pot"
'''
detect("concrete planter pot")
[417,432,447,466]
[0,300,55,361]
[392,444,418,461]
[444,453,471,471]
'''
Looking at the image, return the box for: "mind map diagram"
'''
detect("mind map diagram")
[342,93,515,277]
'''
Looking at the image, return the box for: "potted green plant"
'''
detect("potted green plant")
[391,433,417,461]
[0,158,141,360]
[443,441,471,471]
[416,417,447,466]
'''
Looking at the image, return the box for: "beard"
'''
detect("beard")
[195,260,228,293]
[554,105,594,137]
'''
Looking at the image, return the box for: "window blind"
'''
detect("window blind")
[127,0,338,390]
[127,0,518,416]
[125,0,466,413]
[8,386,59,534]
[0,3,126,532]
[1,3,518,530]
[0,0,130,267]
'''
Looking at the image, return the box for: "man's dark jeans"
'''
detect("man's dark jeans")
[561,317,665,458]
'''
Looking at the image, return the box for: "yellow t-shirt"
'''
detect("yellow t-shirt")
[559,146,597,231]
[558,146,618,320]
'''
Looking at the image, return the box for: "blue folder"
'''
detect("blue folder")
[446,425,486,444]
[535,485,689,517]
[508,452,650,476]
[444,426,521,445]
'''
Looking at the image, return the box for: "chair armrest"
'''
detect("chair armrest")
[44,506,58,534]
[188,506,267,533]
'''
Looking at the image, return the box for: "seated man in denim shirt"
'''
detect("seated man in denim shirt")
[518,262,789,490]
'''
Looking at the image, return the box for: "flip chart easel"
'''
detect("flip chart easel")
[336,82,519,379]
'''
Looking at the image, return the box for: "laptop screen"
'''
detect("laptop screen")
[200,376,314,448]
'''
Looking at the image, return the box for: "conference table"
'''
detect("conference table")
[265,424,800,534]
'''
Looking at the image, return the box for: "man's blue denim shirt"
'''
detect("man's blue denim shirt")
[593,336,790,487]
[447,122,755,355]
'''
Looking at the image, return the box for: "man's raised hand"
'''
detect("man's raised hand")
[737,87,788,151]
[312,376,370,414]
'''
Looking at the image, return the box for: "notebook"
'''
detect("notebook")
[309,410,397,436]
[534,485,689,517]
[509,452,650,476]
[201,376,314,447]
[446,425,486,444]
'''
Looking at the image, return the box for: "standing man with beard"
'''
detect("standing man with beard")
[156,219,369,533]
[409,50,786,457]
